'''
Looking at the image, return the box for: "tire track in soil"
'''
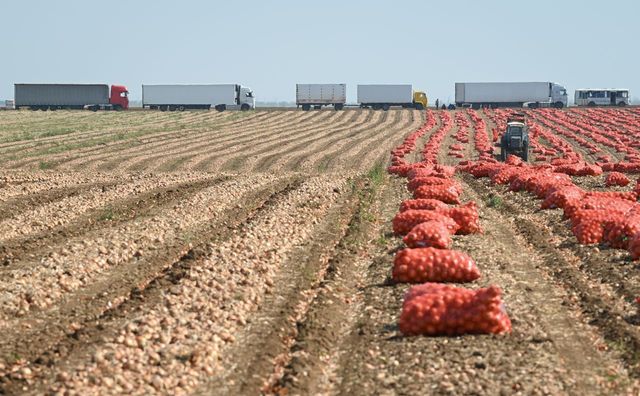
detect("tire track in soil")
[0,175,228,271]
[330,174,631,395]
[464,175,640,378]
[198,176,367,395]
[0,177,302,395]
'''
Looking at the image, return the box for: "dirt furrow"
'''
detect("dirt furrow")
[0,176,303,395]
[333,173,631,395]
[79,112,277,173]
[0,175,226,270]
[105,111,305,173]
[0,175,349,395]
[214,111,348,173]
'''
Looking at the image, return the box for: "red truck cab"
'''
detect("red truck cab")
[110,85,129,109]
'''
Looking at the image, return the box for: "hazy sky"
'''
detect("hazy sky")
[2,0,638,103]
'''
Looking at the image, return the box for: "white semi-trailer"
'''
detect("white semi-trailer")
[142,84,255,111]
[455,82,568,109]
[357,84,428,110]
[296,84,346,111]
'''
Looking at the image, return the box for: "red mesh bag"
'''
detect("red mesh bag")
[605,172,631,187]
[572,219,605,244]
[541,186,585,210]
[399,283,511,336]
[414,184,462,204]
[603,216,640,249]
[392,248,480,283]
[403,221,453,249]
[392,210,459,235]
[407,177,462,192]
[399,199,449,213]
[437,202,482,235]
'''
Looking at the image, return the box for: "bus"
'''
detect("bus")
[574,89,629,107]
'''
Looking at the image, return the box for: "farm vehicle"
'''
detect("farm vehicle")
[500,113,529,162]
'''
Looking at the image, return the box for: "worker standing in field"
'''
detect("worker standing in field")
[435,99,439,109]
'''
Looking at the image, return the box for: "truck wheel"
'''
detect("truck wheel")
[29,107,38,111]
[91,105,99,112]
[372,104,382,110]
[414,103,424,110]
[215,105,226,112]
[313,105,321,110]
[554,101,564,109]
[113,105,122,111]
[382,104,390,111]
[240,103,250,111]
[618,101,627,107]
[334,103,344,111]
[588,101,596,107]
[471,104,480,110]
[302,104,311,111]
[160,105,168,112]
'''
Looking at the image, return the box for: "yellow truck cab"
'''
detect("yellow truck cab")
[413,91,428,110]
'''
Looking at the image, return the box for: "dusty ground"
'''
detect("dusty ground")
[1,108,640,395]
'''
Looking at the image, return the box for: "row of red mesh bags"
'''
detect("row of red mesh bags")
[389,114,512,337]
[461,158,640,259]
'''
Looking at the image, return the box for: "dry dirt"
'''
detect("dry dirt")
[1,108,640,395]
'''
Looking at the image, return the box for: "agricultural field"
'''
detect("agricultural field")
[1,107,640,395]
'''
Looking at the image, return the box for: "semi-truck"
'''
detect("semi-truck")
[296,84,346,111]
[142,84,255,111]
[14,84,129,111]
[454,82,568,109]
[357,84,427,110]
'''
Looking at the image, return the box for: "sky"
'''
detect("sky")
[1,0,638,104]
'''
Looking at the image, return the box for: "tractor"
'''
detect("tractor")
[500,112,529,162]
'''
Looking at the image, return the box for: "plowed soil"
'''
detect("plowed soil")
[1,108,640,395]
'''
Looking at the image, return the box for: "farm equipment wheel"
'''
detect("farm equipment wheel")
[301,104,311,111]
[382,104,390,111]
[334,103,344,111]
[554,101,564,109]
[240,103,250,111]
[588,101,596,107]
[414,103,424,110]
[522,142,529,162]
